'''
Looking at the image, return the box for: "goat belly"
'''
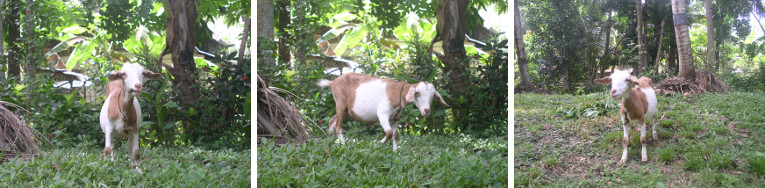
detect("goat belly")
[350,80,389,123]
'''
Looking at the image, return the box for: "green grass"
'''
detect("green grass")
[257,133,508,187]
[515,92,765,187]
[0,145,250,186]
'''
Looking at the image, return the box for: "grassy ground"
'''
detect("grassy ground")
[514,92,765,187]
[257,132,508,187]
[0,145,250,186]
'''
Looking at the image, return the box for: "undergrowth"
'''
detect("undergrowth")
[515,92,765,187]
[257,133,508,187]
[0,145,250,186]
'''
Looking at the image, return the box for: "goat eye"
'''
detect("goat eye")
[415,92,420,97]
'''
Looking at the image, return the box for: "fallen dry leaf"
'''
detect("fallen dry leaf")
[740,134,749,138]
[545,124,551,130]
[727,122,735,131]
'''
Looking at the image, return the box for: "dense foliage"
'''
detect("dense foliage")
[0,0,250,150]
[516,0,765,93]
[260,0,508,137]
[0,146,250,186]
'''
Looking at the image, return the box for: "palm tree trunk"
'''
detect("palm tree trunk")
[672,0,695,80]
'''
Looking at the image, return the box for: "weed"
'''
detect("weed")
[657,144,679,163]
[747,152,765,175]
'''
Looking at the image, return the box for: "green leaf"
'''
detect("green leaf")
[66,41,97,70]
[164,122,175,129]
[163,101,178,108]
[142,121,155,129]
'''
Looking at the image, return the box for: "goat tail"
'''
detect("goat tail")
[317,79,333,88]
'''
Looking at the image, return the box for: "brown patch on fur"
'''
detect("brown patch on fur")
[124,97,138,134]
[640,135,647,144]
[636,77,653,89]
[106,81,125,120]
[385,80,415,108]
[384,129,393,144]
[104,146,112,157]
[393,129,399,142]
[621,87,649,121]
[326,73,379,133]
[106,80,139,133]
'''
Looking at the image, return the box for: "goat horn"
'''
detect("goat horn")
[435,91,449,107]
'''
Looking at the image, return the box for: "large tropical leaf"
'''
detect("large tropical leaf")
[45,36,89,57]
[65,41,97,70]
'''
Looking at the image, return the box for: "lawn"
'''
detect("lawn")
[514,92,765,187]
[0,145,250,187]
[257,132,508,187]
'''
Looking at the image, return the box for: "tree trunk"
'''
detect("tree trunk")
[668,34,677,74]
[514,1,531,89]
[433,0,469,128]
[637,0,647,71]
[276,0,290,64]
[601,12,614,77]
[705,0,716,70]
[293,0,306,64]
[163,0,200,105]
[257,0,274,65]
[654,21,665,74]
[0,0,5,81]
[6,0,20,78]
[239,16,251,65]
[672,0,695,80]
[23,0,33,80]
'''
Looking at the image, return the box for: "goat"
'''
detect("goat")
[99,63,160,172]
[594,69,658,163]
[317,73,448,152]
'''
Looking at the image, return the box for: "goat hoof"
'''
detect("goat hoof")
[619,159,627,164]
[653,135,658,140]
[642,157,648,162]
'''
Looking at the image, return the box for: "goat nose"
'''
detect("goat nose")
[610,89,616,94]
[135,84,142,90]
[424,108,430,115]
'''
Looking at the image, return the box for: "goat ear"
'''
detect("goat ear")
[628,76,639,83]
[405,84,417,102]
[108,71,124,81]
[593,76,611,84]
[435,90,449,107]
[143,70,162,79]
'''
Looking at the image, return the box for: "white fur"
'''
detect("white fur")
[352,80,392,123]
[99,63,158,173]
[597,69,659,163]
[318,73,448,152]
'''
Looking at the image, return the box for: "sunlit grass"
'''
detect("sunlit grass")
[0,146,250,186]
[515,92,765,187]
[257,133,508,187]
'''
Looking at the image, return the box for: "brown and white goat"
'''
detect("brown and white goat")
[594,69,658,163]
[318,73,448,152]
[99,63,160,172]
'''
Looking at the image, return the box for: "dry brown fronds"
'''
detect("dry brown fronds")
[0,101,42,163]
[256,75,310,145]
[655,70,728,96]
